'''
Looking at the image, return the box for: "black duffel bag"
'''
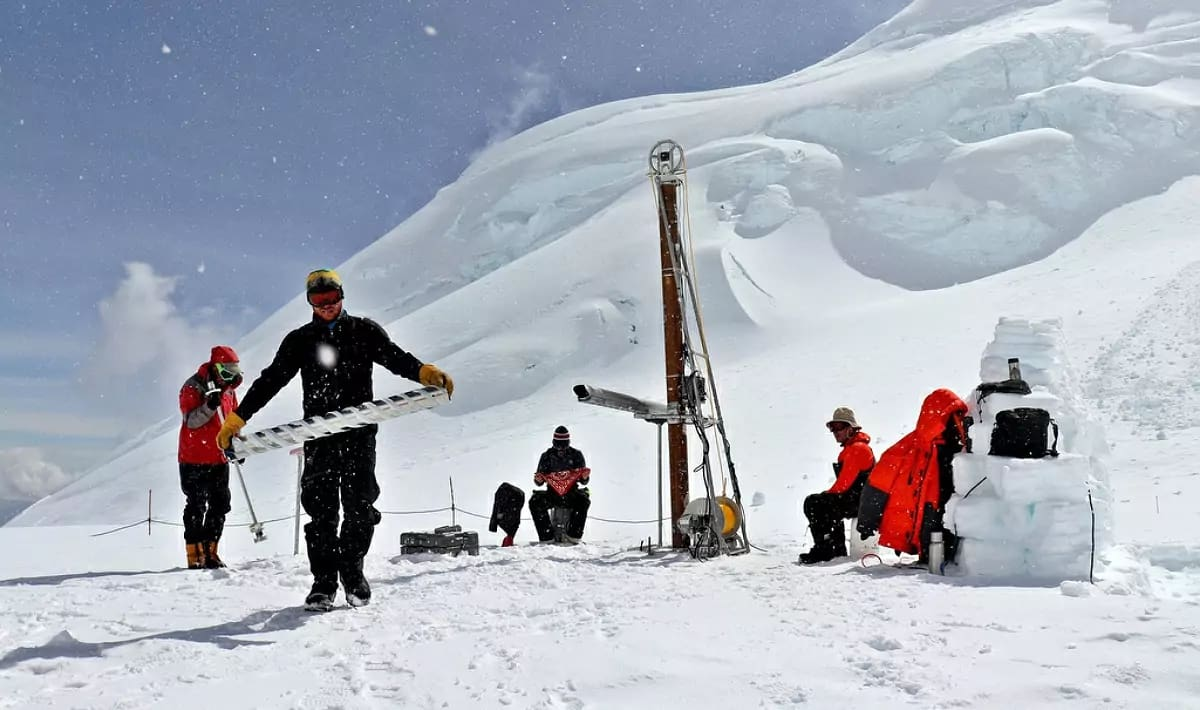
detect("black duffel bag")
[990,407,1059,459]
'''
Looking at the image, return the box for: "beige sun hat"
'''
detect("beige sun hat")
[826,407,859,429]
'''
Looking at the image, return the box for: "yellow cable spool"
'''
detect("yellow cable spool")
[716,496,741,538]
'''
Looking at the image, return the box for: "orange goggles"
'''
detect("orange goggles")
[307,290,343,307]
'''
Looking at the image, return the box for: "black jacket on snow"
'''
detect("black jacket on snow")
[235,312,424,424]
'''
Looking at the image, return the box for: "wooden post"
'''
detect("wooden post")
[656,177,689,549]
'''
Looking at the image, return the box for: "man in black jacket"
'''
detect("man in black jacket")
[217,269,454,611]
[528,426,591,543]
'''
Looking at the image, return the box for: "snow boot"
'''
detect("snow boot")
[202,540,226,569]
[340,561,371,608]
[799,525,848,564]
[501,534,515,547]
[304,580,338,612]
[186,543,204,569]
[304,591,336,612]
[799,544,838,564]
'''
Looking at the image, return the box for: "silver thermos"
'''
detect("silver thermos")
[929,530,945,574]
[1007,357,1023,381]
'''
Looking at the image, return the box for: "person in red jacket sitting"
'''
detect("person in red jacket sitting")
[177,345,243,569]
[799,407,876,564]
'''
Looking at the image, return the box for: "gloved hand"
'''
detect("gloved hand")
[418,363,454,398]
[856,521,877,540]
[533,472,545,486]
[216,412,246,451]
[206,390,222,410]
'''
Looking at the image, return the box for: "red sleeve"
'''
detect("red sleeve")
[828,442,875,494]
[180,383,202,415]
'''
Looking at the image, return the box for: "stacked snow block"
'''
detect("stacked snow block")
[945,318,1112,582]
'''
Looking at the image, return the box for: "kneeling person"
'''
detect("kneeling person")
[529,426,590,544]
[800,407,875,564]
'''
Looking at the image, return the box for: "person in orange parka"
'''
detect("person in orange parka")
[177,345,243,569]
[855,388,970,561]
[799,407,876,564]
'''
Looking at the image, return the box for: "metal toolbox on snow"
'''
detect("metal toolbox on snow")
[400,524,480,556]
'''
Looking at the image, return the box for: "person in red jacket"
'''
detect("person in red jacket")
[855,389,969,561]
[799,407,876,564]
[178,345,243,569]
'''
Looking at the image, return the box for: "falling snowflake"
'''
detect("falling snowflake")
[161,43,172,55]
[423,25,437,37]
[317,343,338,370]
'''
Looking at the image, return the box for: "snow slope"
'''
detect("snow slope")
[5,1,1200,707]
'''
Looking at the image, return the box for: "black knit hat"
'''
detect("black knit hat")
[553,425,570,442]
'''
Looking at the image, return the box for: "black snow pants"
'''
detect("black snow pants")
[802,490,860,554]
[301,428,382,594]
[529,487,590,542]
[179,463,232,544]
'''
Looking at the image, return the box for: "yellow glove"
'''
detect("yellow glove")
[419,363,454,398]
[216,412,246,451]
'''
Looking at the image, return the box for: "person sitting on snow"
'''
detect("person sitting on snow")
[799,407,876,564]
[528,426,591,544]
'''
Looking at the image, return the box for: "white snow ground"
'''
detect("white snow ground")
[5,1,1200,707]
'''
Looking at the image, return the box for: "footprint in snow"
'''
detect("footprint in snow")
[864,635,903,651]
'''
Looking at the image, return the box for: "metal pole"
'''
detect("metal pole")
[291,447,303,555]
[148,489,152,535]
[232,459,266,542]
[213,399,266,543]
[656,421,664,550]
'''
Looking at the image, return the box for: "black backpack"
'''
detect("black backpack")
[974,378,1031,415]
[990,407,1059,459]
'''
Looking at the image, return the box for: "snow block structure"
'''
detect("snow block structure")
[946,318,1113,582]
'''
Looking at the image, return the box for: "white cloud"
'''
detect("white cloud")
[483,66,555,149]
[82,262,234,434]
[0,447,73,499]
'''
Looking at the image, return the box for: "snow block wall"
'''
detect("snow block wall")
[946,317,1113,582]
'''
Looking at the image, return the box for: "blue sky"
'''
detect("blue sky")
[0,1,905,494]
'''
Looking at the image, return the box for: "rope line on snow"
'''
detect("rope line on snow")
[89,520,150,537]
[89,505,667,537]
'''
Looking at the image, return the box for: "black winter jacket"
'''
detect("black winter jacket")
[537,445,587,477]
[236,312,424,424]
